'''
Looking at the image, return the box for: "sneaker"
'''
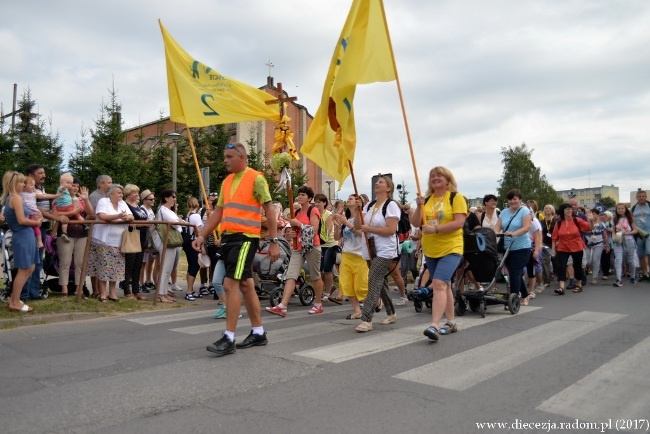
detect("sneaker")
[613,281,623,287]
[308,305,323,315]
[139,285,151,294]
[170,284,182,292]
[379,314,397,324]
[321,294,330,302]
[60,233,71,243]
[236,331,268,349]
[145,281,155,290]
[535,285,545,294]
[213,306,243,319]
[185,292,198,301]
[631,278,636,285]
[265,305,287,317]
[206,335,236,357]
[199,287,211,297]
[423,326,439,341]
[440,322,458,335]
[567,281,576,290]
[528,292,535,299]
[395,296,408,306]
[213,306,227,319]
[601,276,609,280]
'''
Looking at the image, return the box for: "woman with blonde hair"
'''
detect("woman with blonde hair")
[1,171,42,312]
[352,175,400,331]
[411,167,467,341]
[183,196,203,300]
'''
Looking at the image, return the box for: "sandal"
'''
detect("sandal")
[355,321,373,332]
[346,313,362,320]
[158,296,175,303]
[440,322,458,335]
[329,296,343,305]
[8,303,33,313]
[107,296,120,302]
[554,288,565,295]
[98,297,107,303]
[573,286,583,293]
[423,325,439,341]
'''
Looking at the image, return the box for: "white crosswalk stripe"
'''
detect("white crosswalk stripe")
[537,335,650,423]
[393,311,626,390]
[294,307,542,363]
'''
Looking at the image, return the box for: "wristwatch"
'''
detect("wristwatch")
[270,237,279,244]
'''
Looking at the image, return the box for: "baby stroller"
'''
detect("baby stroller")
[454,228,520,317]
[253,237,315,307]
[0,228,51,301]
[407,262,434,312]
[42,235,90,297]
[0,228,13,302]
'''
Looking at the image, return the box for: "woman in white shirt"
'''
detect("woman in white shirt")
[88,184,133,302]
[154,189,183,303]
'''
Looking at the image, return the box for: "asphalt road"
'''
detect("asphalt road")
[1,279,649,434]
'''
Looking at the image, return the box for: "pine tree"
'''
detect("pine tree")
[10,90,64,190]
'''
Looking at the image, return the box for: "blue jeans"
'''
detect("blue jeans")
[505,248,530,298]
[211,259,226,296]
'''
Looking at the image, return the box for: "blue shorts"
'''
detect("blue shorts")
[637,236,650,258]
[424,254,462,285]
[320,246,339,273]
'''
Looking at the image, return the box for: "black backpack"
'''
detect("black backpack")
[181,212,197,245]
[367,199,411,242]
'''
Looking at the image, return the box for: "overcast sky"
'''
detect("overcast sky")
[1,0,649,203]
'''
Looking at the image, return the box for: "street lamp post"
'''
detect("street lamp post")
[325,180,333,201]
[166,132,182,191]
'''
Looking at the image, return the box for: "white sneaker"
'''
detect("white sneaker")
[395,296,408,306]
[170,284,182,292]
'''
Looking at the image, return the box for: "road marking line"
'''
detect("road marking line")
[537,335,650,422]
[393,311,626,390]
[294,307,542,363]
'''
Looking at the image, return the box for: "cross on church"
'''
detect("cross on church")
[265,82,297,119]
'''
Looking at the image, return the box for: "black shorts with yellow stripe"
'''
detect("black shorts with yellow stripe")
[220,234,259,281]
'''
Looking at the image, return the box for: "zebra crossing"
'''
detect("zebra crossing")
[126,303,650,426]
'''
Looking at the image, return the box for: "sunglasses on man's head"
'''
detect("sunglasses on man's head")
[226,143,242,155]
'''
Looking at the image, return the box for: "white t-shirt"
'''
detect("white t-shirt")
[482,211,499,230]
[187,212,203,236]
[360,200,400,260]
[341,218,363,257]
[93,198,133,247]
[528,217,542,245]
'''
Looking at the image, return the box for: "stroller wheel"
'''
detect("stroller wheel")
[507,293,520,314]
[478,300,486,318]
[414,300,423,313]
[469,299,480,312]
[299,285,315,306]
[455,298,466,316]
[268,287,283,307]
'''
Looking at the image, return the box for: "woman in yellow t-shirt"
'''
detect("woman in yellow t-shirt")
[411,167,467,342]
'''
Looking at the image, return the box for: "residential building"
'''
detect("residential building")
[556,185,619,208]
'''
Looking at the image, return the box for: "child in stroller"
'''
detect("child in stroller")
[253,237,315,307]
[0,227,52,301]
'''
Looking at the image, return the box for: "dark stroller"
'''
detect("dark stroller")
[407,262,434,312]
[454,228,520,317]
[253,237,315,307]
[42,235,89,297]
[0,228,51,301]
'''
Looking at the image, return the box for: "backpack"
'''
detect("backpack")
[181,212,197,245]
[297,205,323,244]
[367,199,412,242]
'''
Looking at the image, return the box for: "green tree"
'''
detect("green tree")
[11,90,64,190]
[396,180,409,205]
[87,87,143,187]
[497,143,562,208]
[599,196,616,209]
[67,125,93,187]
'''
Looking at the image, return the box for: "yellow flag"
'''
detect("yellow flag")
[301,0,396,185]
[159,21,279,127]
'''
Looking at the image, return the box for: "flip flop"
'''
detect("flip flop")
[346,313,362,320]
[8,303,33,313]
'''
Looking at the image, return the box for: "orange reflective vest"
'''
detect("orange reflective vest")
[221,168,263,235]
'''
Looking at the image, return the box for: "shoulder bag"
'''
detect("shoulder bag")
[498,207,523,254]
[120,225,142,253]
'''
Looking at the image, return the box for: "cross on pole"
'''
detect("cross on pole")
[265,82,297,119]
